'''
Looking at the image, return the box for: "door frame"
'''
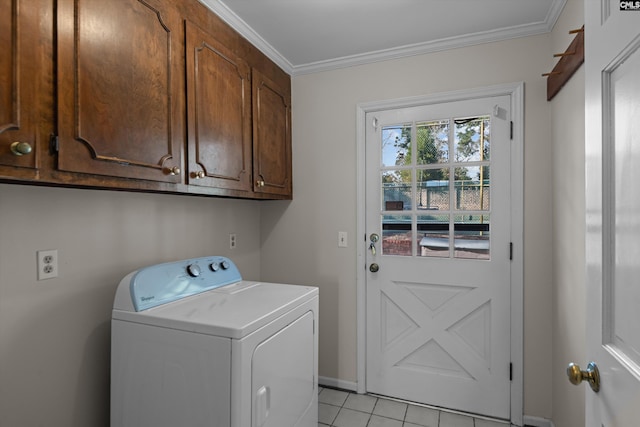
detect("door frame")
[355,82,524,426]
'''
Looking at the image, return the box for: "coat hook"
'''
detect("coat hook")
[554,51,576,57]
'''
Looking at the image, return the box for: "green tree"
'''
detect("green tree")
[394,122,449,182]
[454,117,490,181]
[389,117,492,189]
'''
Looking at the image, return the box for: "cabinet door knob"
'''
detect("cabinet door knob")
[256,180,265,187]
[191,170,205,179]
[165,166,181,176]
[10,141,33,156]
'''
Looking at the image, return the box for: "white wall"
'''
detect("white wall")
[261,34,555,417]
[0,184,262,426]
[550,0,586,425]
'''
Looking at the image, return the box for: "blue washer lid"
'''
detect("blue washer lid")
[129,256,242,311]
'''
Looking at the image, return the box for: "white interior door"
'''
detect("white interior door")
[365,95,512,419]
[584,3,640,426]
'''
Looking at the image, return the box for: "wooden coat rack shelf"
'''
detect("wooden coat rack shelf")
[543,26,584,101]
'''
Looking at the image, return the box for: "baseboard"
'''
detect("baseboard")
[523,415,555,427]
[318,376,358,392]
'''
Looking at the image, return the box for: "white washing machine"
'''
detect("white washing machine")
[111,256,318,427]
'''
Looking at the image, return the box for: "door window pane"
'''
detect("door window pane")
[454,214,490,260]
[416,120,449,164]
[383,170,412,211]
[418,214,450,258]
[454,116,490,162]
[455,166,490,211]
[382,215,412,256]
[417,168,449,211]
[382,124,411,167]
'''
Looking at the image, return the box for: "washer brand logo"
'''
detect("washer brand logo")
[620,1,640,10]
[140,296,155,302]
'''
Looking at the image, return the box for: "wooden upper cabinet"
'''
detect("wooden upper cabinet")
[0,0,293,198]
[0,0,40,172]
[56,0,183,183]
[185,22,252,192]
[252,69,292,198]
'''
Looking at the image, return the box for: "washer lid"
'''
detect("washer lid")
[113,281,318,339]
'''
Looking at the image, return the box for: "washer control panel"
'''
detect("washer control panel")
[129,256,242,311]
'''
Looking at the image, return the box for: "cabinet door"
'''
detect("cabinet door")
[185,22,252,191]
[252,69,292,197]
[0,0,40,171]
[56,0,183,183]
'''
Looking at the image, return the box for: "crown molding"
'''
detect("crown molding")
[200,0,566,76]
[198,0,295,75]
[293,21,557,75]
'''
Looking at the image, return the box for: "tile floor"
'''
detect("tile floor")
[318,387,509,427]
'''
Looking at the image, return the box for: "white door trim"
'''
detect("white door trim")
[355,82,524,426]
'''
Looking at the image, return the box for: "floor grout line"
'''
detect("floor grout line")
[318,386,510,427]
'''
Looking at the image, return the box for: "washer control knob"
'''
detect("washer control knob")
[187,264,201,277]
[221,260,230,270]
[209,262,220,272]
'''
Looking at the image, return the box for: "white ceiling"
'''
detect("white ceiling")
[199,0,567,75]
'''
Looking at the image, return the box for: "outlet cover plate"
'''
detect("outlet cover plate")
[37,249,58,280]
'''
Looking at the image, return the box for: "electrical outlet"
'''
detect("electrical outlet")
[229,233,237,249]
[37,249,58,280]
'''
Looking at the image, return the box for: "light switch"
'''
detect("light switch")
[338,231,348,248]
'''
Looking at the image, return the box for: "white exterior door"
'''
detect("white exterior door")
[365,95,512,419]
[584,2,640,426]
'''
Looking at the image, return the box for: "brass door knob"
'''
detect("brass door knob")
[369,233,380,255]
[191,170,205,179]
[369,263,379,273]
[10,141,33,156]
[567,362,600,392]
[165,166,180,176]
